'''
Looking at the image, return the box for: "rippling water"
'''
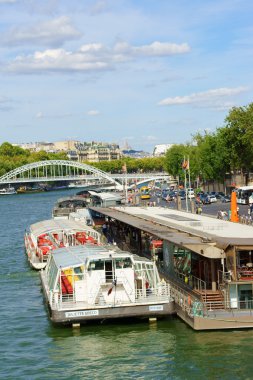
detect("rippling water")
[0,191,253,380]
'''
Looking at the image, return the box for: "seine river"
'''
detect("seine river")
[0,190,253,380]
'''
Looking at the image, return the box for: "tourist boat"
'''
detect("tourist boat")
[17,185,44,194]
[0,186,16,195]
[52,196,87,219]
[24,219,101,270]
[40,245,173,325]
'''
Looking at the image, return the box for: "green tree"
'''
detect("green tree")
[218,103,253,172]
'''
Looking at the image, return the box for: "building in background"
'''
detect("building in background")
[74,141,121,162]
[153,144,173,157]
[13,141,55,152]
[53,140,79,151]
[121,149,151,158]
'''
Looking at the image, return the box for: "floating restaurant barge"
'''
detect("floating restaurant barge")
[25,219,101,270]
[40,245,173,325]
[89,206,253,330]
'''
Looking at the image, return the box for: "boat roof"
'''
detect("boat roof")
[88,206,253,258]
[54,196,87,204]
[29,219,99,238]
[89,191,122,201]
[69,209,91,218]
[50,244,150,269]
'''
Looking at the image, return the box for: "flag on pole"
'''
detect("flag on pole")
[182,157,189,170]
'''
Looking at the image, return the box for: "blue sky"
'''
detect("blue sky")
[1,0,253,151]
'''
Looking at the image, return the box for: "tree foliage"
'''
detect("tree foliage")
[164,102,253,182]
[0,143,68,176]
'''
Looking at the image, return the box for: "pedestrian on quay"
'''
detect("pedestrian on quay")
[196,206,202,215]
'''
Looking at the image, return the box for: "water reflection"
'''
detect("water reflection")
[47,321,177,379]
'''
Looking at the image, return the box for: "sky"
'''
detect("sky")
[1,0,253,152]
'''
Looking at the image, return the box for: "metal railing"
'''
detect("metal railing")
[51,276,172,309]
[170,278,253,319]
[175,271,206,293]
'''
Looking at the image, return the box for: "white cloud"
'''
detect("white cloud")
[3,16,81,46]
[87,110,100,116]
[158,87,248,107]
[35,111,43,119]
[5,40,190,73]
[144,135,158,141]
[114,41,190,57]
[90,0,109,15]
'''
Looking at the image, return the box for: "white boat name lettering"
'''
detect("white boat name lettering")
[149,305,163,311]
[65,310,99,318]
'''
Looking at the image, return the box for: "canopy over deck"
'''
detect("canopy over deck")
[89,206,253,258]
[29,219,99,239]
[50,244,151,269]
[89,191,122,201]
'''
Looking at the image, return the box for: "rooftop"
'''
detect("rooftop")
[29,219,98,238]
[89,206,253,258]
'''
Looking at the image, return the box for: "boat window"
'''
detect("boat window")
[88,259,104,271]
[115,257,132,269]
[48,260,58,290]
[74,266,84,280]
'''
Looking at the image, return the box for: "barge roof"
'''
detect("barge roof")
[29,219,98,238]
[89,206,253,257]
[88,191,122,201]
[51,244,152,269]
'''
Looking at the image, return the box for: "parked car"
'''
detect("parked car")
[187,188,195,199]
[221,195,231,203]
[200,194,211,204]
[216,192,225,199]
[209,195,217,203]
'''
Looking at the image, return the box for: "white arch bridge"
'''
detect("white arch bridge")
[0,160,170,189]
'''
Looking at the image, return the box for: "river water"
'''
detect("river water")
[0,190,253,380]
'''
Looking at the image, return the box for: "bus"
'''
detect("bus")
[235,186,253,204]
[140,186,151,200]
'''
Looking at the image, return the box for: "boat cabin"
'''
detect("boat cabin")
[40,245,172,324]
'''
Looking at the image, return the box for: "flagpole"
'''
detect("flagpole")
[183,156,189,212]
[188,155,191,189]
[125,166,128,204]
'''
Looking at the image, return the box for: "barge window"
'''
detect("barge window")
[115,257,132,269]
[88,259,104,271]
[237,250,253,268]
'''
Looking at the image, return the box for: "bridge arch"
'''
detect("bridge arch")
[0,160,123,189]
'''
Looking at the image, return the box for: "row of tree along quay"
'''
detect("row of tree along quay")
[0,102,253,186]
[164,103,253,190]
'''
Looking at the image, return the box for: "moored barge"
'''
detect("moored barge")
[25,219,101,270]
[88,205,253,330]
[40,245,173,325]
